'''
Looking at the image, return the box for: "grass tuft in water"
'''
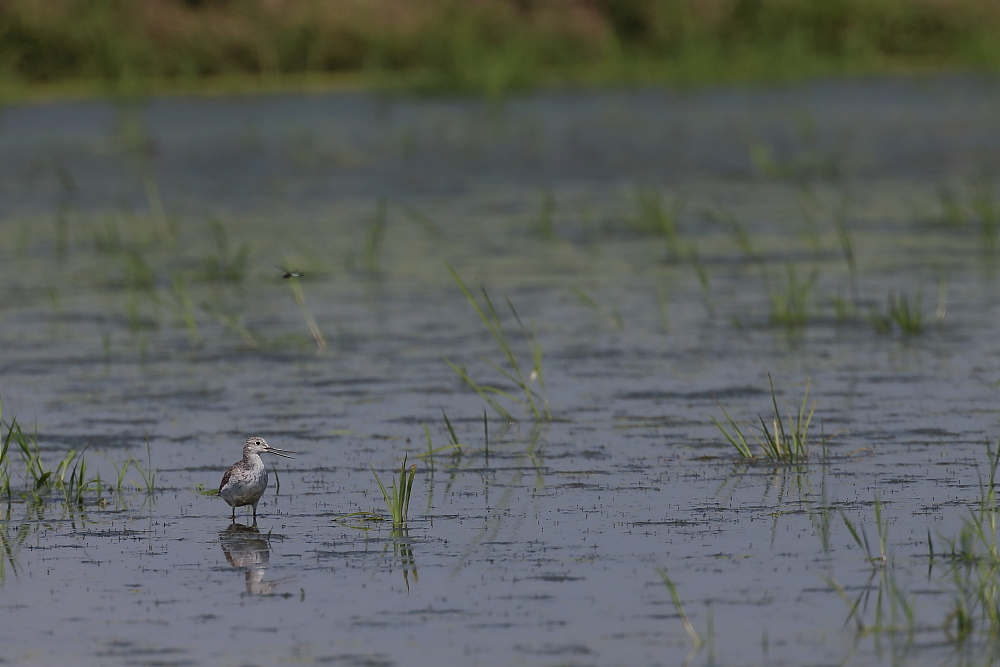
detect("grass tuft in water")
[444,262,550,422]
[936,440,1000,641]
[370,455,417,529]
[769,265,817,328]
[632,190,684,262]
[531,189,557,240]
[166,274,202,345]
[868,292,923,335]
[712,374,815,461]
[202,218,249,283]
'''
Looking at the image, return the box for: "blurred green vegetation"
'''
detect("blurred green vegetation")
[0,0,998,99]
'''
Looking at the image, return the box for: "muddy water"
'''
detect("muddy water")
[1,76,1000,666]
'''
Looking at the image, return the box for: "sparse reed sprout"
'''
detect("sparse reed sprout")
[633,189,683,261]
[712,375,815,461]
[658,569,703,648]
[869,292,922,335]
[769,265,817,327]
[202,218,249,282]
[444,263,550,422]
[371,455,417,529]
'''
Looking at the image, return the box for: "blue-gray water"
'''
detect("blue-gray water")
[1,76,999,666]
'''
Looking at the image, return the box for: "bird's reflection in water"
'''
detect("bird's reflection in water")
[218,523,294,596]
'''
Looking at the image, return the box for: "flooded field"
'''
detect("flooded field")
[2,76,1000,666]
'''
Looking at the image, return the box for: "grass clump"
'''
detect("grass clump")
[868,292,923,335]
[935,441,1000,641]
[202,218,249,283]
[630,190,684,262]
[444,262,549,422]
[370,455,417,529]
[712,374,815,461]
[769,265,817,328]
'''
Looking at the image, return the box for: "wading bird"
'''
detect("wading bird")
[219,436,295,521]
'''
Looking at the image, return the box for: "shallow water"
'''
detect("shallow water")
[1,76,1000,666]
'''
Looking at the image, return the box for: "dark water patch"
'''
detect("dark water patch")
[315,655,394,667]
[619,385,769,401]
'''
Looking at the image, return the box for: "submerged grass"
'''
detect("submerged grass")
[712,374,815,461]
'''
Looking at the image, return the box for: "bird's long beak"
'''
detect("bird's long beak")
[267,447,296,459]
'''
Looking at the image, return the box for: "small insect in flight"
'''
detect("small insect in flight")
[277,265,304,279]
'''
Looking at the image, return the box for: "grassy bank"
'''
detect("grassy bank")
[1,0,999,100]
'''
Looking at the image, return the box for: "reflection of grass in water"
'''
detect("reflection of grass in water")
[370,455,417,529]
[934,441,1000,642]
[712,374,815,461]
[0,511,29,582]
[822,496,916,637]
[386,531,418,591]
[445,263,550,422]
